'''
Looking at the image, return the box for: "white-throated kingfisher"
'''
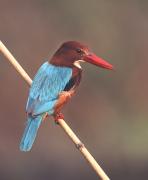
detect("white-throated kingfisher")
[20,41,113,151]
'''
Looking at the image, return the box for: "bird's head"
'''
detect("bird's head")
[50,41,113,70]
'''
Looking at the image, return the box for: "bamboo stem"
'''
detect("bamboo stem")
[0,40,110,180]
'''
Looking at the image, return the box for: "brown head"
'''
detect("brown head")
[50,41,113,70]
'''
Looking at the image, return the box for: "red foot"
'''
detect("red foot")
[54,112,64,124]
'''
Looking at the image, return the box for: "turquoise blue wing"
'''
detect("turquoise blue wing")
[26,62,72,116]
[20,62,72,152]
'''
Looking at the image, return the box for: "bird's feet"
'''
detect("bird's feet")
[53,112,64,124]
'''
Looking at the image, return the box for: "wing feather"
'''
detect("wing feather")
[26,62,72,115]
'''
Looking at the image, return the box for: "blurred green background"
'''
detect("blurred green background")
[1,0,148,179]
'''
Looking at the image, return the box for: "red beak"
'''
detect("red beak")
[84,53,113,70]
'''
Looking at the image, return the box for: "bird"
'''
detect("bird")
[20,41,113,151]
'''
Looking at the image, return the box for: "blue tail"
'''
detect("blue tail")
[20,116,42,152]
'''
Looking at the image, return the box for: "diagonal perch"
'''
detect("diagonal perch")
[0,40,110,180]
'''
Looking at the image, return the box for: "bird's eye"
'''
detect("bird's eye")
[76,48,82,54]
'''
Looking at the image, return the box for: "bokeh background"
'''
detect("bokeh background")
[1,0,148,179]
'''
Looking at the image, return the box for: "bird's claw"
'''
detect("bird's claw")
[54,112,64,124]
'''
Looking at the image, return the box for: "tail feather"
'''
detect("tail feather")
[20,116,42,152]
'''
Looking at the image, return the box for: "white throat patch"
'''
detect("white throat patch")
[73,60,85,69]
